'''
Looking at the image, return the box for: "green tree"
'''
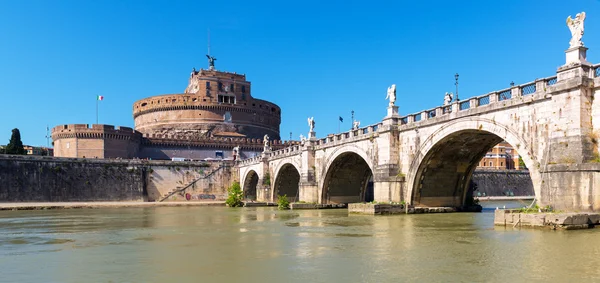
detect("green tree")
[518,156,527,169]
[5,128,26,155]
[225,182,244,207]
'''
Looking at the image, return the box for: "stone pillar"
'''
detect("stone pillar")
[511,85,521,98]
[535,78,545,94]
[489,92,498,103]
[469,98,478,109]
[373,115,403,203]
[298,143,318,203]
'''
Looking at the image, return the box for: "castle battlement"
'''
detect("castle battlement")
[52,124,141,141]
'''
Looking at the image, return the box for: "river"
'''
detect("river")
[1,200,599,282]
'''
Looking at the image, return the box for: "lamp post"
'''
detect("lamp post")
[454,73,459,102]
[351,110,355,130]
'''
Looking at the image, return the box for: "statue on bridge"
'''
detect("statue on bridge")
[232,146,240,160]
[299,134,307,145]
[308,117,315,132]
[386,84,396,107]
[443,92,454,106]
[353,120,361,130]
[263,134,270,152]
[567,12,586,48]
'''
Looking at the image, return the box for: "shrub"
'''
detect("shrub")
[225,182,243,207]
[277,194,290,210]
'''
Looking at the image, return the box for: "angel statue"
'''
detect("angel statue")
[385,84,397,107]
[263,134,270,152]
[232,146,240,160]
[567,12,586,48]
[206,54,217,70]
[307,117,315,132]
[299,134,307,145]
[352,120,361,130]
[443,92,454,106]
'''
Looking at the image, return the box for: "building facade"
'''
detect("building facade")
[52,59,292,160]
[477,141,522,170]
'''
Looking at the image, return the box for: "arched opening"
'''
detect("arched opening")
[243,170,259,201]
[273,164,300,202]
[322,152,374,204]
[412,129,534,207]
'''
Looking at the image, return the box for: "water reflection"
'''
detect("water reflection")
[1,202,600,282]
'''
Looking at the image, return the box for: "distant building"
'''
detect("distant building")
[23,145,53,156]
[477,141,521,170]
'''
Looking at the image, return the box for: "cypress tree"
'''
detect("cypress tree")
[5,128,26,155]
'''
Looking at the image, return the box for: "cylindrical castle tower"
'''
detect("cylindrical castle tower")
[133,69,281,140]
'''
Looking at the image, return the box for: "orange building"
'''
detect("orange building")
[477,141,521,170]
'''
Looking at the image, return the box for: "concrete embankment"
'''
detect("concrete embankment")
[494,209,600,230]
[0,201,224,210]
[0,155,235,203]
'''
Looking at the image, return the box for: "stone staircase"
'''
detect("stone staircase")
[158,165,228,202]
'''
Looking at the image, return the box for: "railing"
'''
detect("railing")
[521,83,536,95]
[478,95,490,106]
[397,70,574,127]
[595,65,600,78]
[427,109,436,118]
[498,89,512,101]
[443,105,452,114]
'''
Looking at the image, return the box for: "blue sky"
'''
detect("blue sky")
[0,0,599,146]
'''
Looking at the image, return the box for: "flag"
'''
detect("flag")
[339,116,343,122]
[97,95,104,101]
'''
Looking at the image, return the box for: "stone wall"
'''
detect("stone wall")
[0,155,145,202]
[471,169,534,197]
[0,155,235,203]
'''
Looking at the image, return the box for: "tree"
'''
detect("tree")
[518,156,527,170]
[5,128,26,155]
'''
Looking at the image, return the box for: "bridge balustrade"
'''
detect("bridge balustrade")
[498,89,512,101]
[459,101,470,111]
[595,64,600,78]
[521,83,536,95]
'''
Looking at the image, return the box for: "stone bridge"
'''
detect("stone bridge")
[238,39,600,211]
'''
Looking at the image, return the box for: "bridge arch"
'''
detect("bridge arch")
[242,169,259,201]
[406,118,540,207]
[272,162,301,202]
[320,145,375,204]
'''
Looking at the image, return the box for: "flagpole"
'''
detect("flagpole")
[96,97,98,124]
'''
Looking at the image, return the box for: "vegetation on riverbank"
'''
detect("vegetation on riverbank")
[225,182,243,207]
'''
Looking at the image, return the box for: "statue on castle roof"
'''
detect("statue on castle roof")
[307,117,315,132]
[232,145,240,160]
[567,12,586,48]
[206,54,217,70]
[386,84,396,107]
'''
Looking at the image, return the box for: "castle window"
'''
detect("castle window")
[218,94,235,104]
[141,103,147,107]
[501,162,504,166]
[241,86,246,93]
[230,84,234,92]
[218,82,223,91]
[206,82,210,89]
[271,107,275,112]
[241,93,246,100]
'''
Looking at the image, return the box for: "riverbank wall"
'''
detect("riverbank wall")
[0,155,235,202]
[471,169,533,197]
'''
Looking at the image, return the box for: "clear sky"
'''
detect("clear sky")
[0,0,599,146]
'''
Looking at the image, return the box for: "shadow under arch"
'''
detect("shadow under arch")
[243,170,259,201]
[406,118,540,208]
[321,152,374,204]
[272,163,301,202]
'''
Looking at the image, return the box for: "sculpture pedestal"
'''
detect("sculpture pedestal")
[565,46,589,65]
[308,131,316,140]
[386,106,399,118]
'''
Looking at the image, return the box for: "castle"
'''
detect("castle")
[52,58,293,160]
